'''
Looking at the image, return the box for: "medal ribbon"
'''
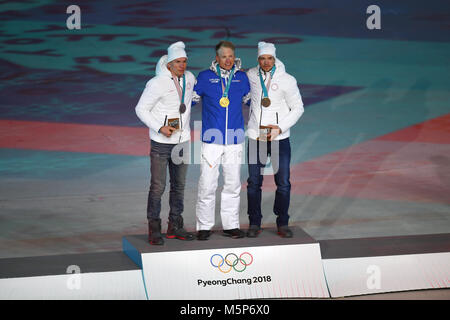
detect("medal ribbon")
[171,73,186,105]
[216,64,235,99]
[258,66,276,99]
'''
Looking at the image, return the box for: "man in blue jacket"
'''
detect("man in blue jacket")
[193,41,250,240]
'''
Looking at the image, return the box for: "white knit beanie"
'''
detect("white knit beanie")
[257,41,276,58]
[167,41,187,62]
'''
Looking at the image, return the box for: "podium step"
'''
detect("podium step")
[319,233,450,297]
[123,227,330,300]
[0,251,147,300]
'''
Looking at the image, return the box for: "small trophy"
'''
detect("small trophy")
[258,125,271,141]
[168,118,180,130]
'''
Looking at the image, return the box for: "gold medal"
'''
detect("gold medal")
[261,97,271,107]
[219,97,230,107]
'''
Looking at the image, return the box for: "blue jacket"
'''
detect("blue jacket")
[194,60,250,145]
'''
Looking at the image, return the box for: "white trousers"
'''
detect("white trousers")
[196,142,243,231]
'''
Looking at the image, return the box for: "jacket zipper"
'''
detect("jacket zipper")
[179,76,183,143]
[225,99,229,145]
[179,110,182,143]
[259,73,264,129]
[223,73,229,145]
[259,97,263,128]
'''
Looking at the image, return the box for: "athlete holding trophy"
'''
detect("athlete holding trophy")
[135,41,196,245]
[245,42,305,238]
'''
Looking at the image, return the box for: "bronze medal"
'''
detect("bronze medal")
[261,97,271,107]
[179,103,186,114]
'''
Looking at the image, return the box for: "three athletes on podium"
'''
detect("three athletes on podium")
[135,40,303,245]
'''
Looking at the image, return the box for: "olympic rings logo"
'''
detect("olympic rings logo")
[210,252,254,273]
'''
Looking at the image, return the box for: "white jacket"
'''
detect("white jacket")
[246,59,304,140]
[135,55,195,144]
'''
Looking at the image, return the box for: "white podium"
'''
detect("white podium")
[123,227,330,300]
[0,251,147,300]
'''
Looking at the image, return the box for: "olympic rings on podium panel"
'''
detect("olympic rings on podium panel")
[210,252,254,273]
[225,253,239,266]
[210,254,224,268]
[240,252,253,266]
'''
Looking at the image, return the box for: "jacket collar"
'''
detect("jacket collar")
[210,58,242,77]
[258,58,286,78]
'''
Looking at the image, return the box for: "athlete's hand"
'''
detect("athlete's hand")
[160,126,176,137]
[266,125,281,141]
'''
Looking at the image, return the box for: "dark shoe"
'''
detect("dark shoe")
[197,230,211,241]
[277,225,293,238]
[166,216,195,241]
[246,225,262,238]
[148,218,164,245]
[223,228,245,239]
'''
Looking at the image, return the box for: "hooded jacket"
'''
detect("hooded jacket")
[246,58,304,140]
[135,55,195,144]
[193,59,250,145]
